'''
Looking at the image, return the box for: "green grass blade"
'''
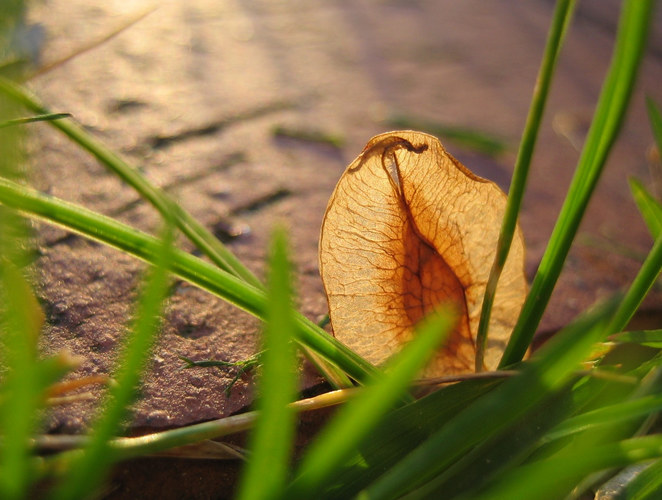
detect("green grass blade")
[0,112,71,129]
[408,389,578,500]
[0,77,262,290]
[0,176,378,383]
[616,457,662,500]
[322,378,502,498]
[630,178,662,239]
[606,234,662,334]
[541,393,662,444]
[610,329,662,347]
[500,0,655,367]
[489,366,662,500]
[361,299,616,500]
[466,434,662,500]
[237,228,299,500]
[475,0,576,370]
[52,222,174,499]
[285,307,457,499]
[0,75,42,499]
[0,262,44,499]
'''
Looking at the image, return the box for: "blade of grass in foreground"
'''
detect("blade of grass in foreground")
[0,82,42,499]
[0,176,378,384]
[52,222,174,499]
[500,0,655,367]
[0,112,70,129]
[285,306,456,500]
[361,299,615,500]
[541,392,662,445]
[475,0,576,370]
[0,260,44,500]
[615,457,662,500]
[237,228,299,500]
[404,389,579,500]
[466,434,662,500]
[610,329,662,347]
[323,377,503,498]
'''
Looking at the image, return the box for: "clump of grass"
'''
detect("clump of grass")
[1,0,662,499]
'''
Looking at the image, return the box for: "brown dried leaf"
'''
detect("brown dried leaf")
[319,131,527,376]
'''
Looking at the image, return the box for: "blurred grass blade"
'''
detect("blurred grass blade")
[542,393,662,444]
[0,77,262,290]
[238,228,299,500]
[0,112,71,129]
[361,299,615,500]
[27,7,156,79]
[476,0,576,370]
[610,329,662,347]
[614,457,662,500]
[0,262,44,499]
[323,378,502,498]
[630,178,662,239]
[480,364,662,500]
[52,222,174,499]
[466,434,662,500]
[500,0,655,367]
[286,307,457,499]
[407,389,578,500]
[0,72,43,498]
[0,176,378,383]
[560,367,662,499]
